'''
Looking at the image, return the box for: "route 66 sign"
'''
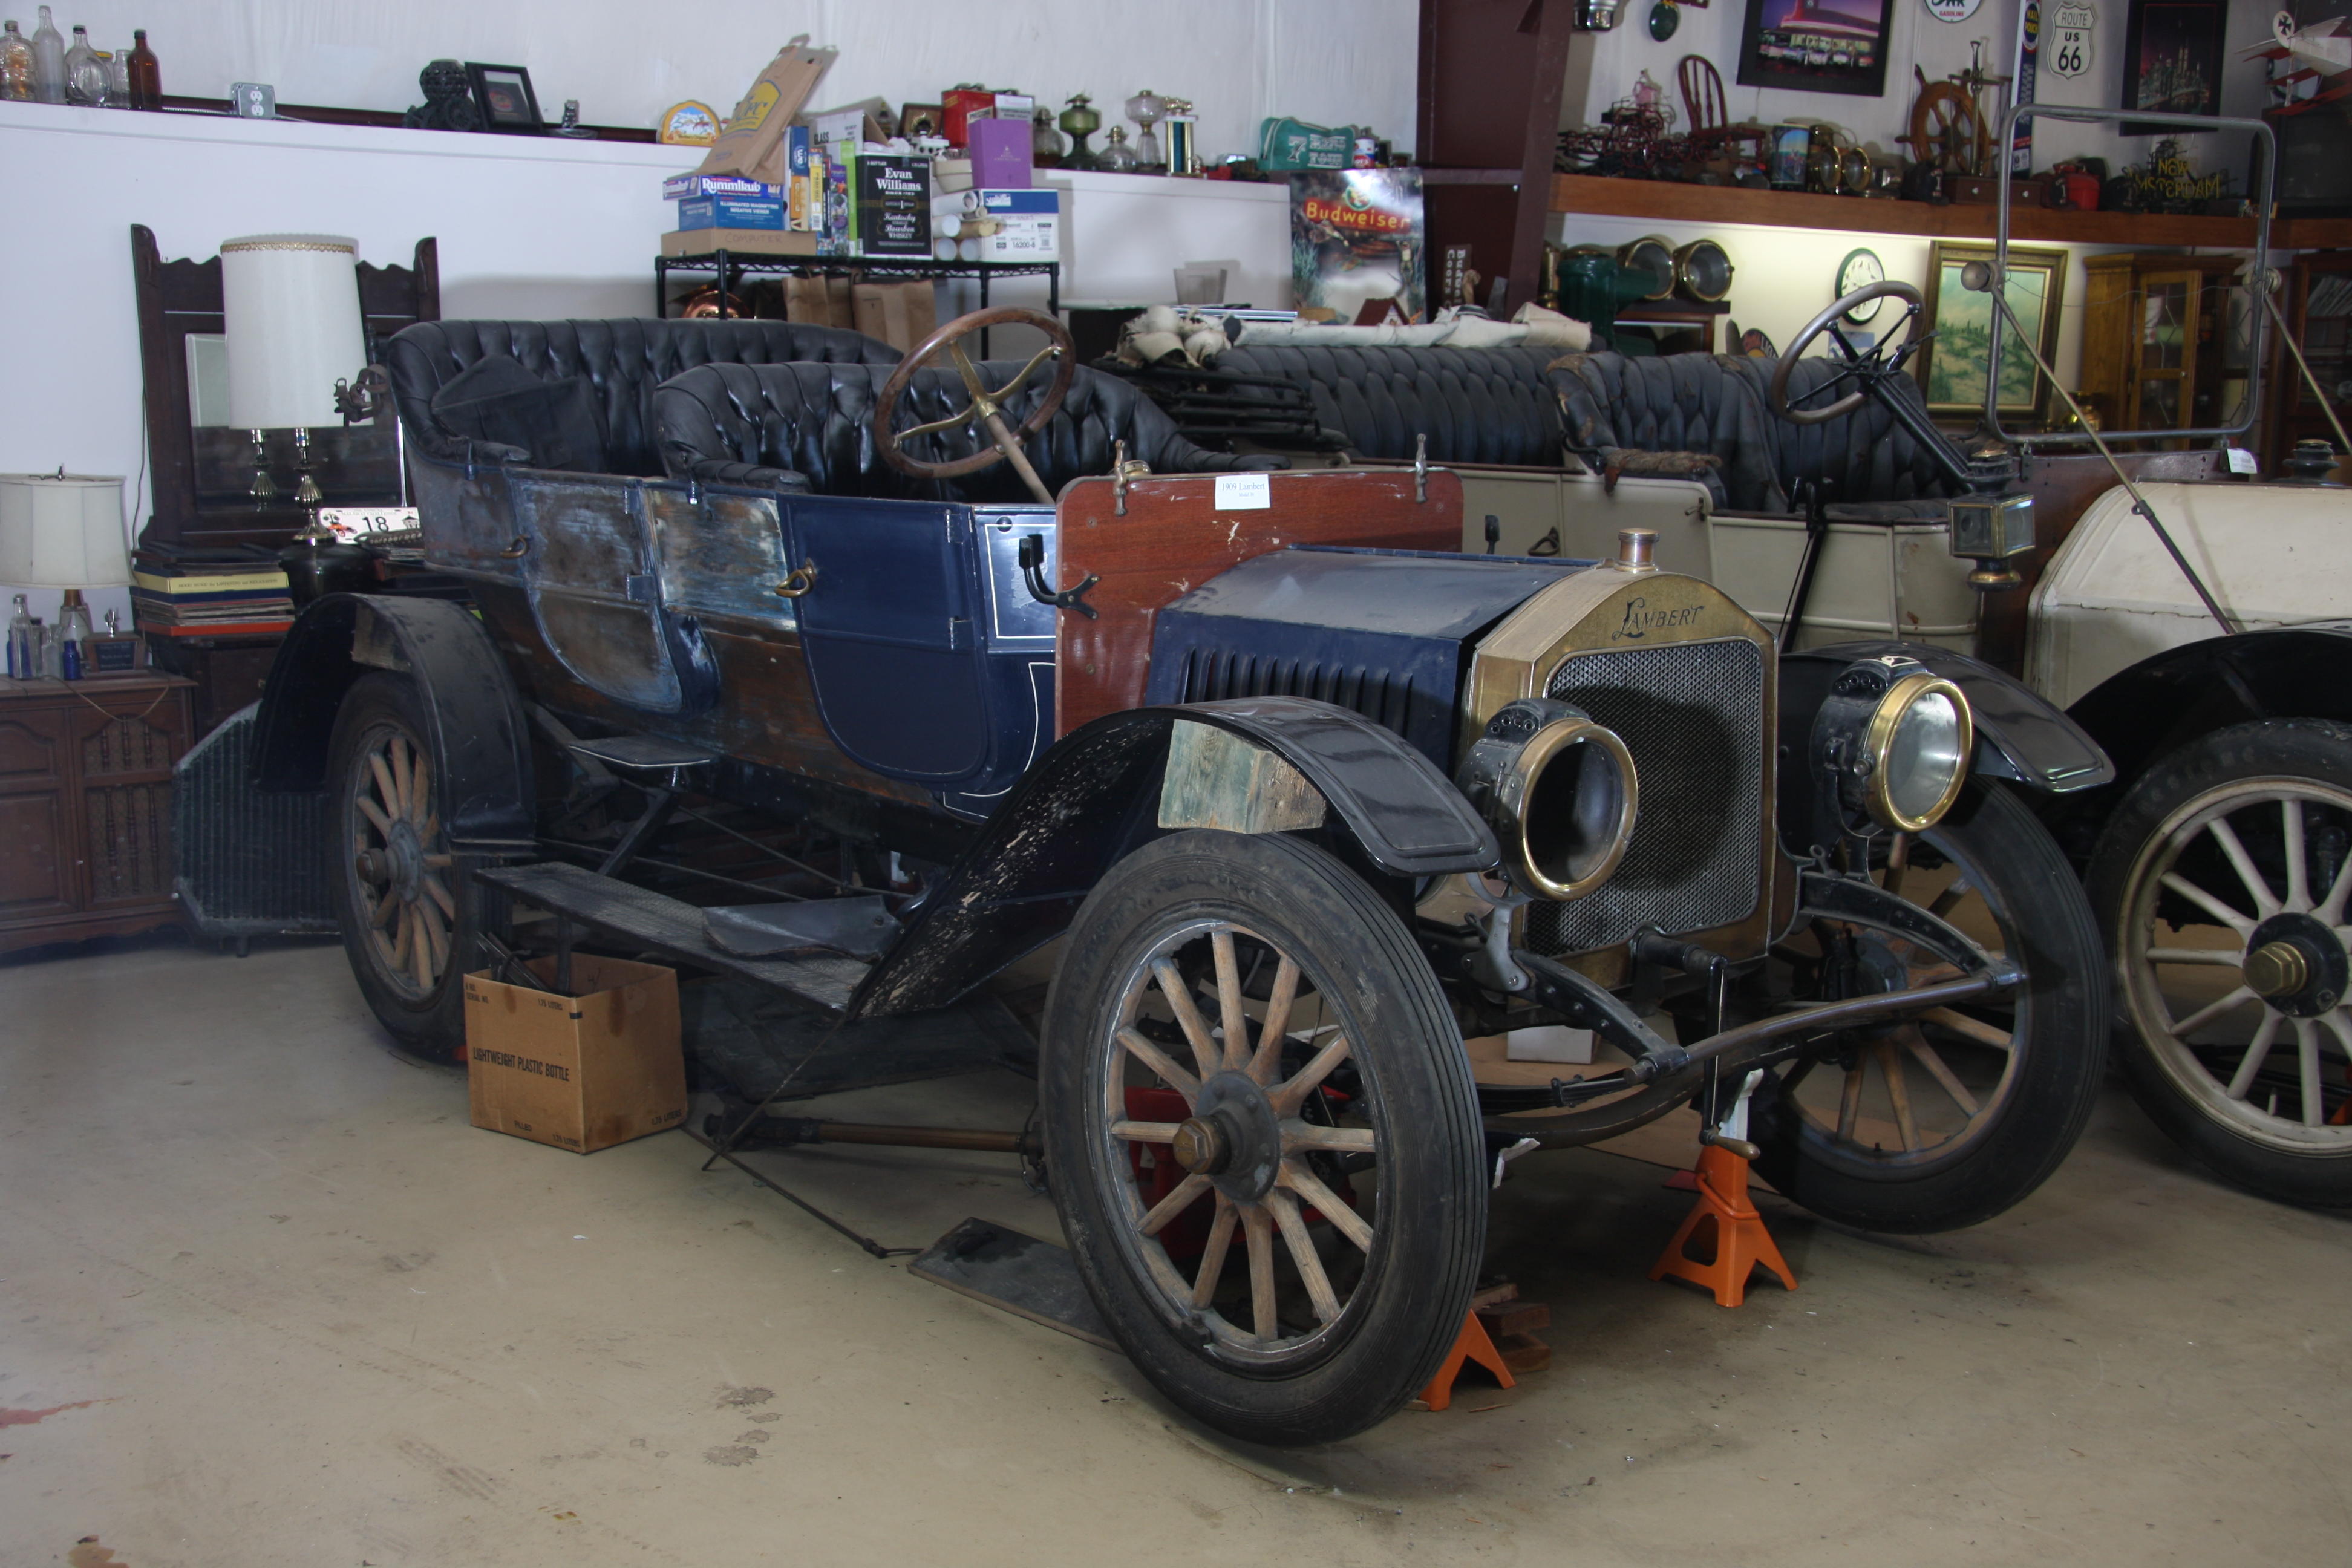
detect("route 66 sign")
[2048,1,2094,78]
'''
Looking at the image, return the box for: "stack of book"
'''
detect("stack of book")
[131,561,295,635]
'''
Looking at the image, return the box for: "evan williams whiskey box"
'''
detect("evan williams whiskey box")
[849,153,932,257]
[464,956,686,1154]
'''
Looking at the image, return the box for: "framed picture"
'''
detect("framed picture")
[465,62,543,134]
[1913,242,2068,424]
[2119,0,2227,134]
[1736,0,1892,97]
[900,102,946,141]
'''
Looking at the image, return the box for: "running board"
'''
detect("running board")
[475,861,870,1013]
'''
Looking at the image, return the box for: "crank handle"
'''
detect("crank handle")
[1016,532,1099,619]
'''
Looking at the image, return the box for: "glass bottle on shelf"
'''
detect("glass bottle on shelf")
[1096,123,1138,174]
[126,28,157,109]
[1,22,33,100]
[57,594,89,679]
[62,22,103,105]
[105,44,127,105]
[29,5,63,102]
[5,595,30,679]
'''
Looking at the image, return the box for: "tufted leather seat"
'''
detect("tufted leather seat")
[653,360,1283,501]
[1549,351,1959,513]
[1214,344,1567,466]
[385,318,902,477]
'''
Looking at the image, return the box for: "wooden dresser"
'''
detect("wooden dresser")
[0,672,195,955]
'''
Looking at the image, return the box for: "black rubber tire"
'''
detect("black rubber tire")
[327,671,479,1064]
[1039,830,1486,1446]
[1752,783,2109,1232]
[2085,720,2352,1207]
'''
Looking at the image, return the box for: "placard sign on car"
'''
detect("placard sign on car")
[1215,473,1272,510]
[2048,1,2094,78]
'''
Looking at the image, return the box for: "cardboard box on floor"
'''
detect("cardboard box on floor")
[463,956,686,1154]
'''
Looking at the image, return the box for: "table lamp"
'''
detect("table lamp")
[221,232,366,506]
[0,471,131,678]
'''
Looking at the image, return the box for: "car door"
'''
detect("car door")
[786,497,991,785]
[511,472,717,717]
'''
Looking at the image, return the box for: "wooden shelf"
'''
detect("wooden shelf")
[1548,173,2352,250]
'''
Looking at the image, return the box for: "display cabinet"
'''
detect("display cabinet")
[0,672,194,955]
[2262,247,2352,480]
[2077,252,2248,442]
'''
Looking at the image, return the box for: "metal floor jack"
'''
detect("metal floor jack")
[1650,1070,1797,1308]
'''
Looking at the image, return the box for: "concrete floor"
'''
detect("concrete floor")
[4,936,2349,1567]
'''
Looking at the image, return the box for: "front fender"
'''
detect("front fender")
[1776,640,2111,858]
[248,593,536,853]
[851,697,1496,1018]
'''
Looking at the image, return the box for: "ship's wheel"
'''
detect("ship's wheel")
[1903,79,1990,177]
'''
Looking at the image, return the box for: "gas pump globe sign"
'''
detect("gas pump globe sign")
[2048,1,2094,77]
[1926,0,1983,21]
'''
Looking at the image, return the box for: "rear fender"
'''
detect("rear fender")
[249,593,536,852]
[851,696,1497,1018]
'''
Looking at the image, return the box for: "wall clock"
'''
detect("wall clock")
[1836,247,1886,322]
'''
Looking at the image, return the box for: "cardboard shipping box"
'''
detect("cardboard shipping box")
[464,956,687,1154]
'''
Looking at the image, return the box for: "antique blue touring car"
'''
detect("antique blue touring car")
[247,305,2113,1443]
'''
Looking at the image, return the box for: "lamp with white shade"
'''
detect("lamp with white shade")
[0,472,131,679]
[221,232,367,508]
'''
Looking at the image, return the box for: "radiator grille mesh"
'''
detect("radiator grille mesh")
[171,704,336,936]
[1526,638,1765,955]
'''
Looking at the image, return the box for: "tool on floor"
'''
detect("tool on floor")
[1417,1283,1552,1411]
[1650,1070,1795,1308]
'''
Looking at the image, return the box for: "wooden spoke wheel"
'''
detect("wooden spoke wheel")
[1041,829,1484,1446]
[2089,722,2352,1206]
[872,306,1075,503]
[1904,80,1990,177]
[328,671,477,1061]
[1752,785,2107,1232]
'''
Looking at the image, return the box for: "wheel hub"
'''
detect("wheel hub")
[384,818,424,904]
[1190,1071,1282,1203]
[2243,912,2347,1018]
[1171,1117,1230,1175]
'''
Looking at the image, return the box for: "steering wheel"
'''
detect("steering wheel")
[1768,279,1927,426]
[874,306,1076,504]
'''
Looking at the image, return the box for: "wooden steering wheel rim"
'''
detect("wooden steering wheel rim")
[874,306,1077,480]
[1769,279,1925,426]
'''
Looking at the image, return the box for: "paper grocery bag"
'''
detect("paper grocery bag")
[852,280,939,352]
[786,275,856,329]
[697,35,836,178]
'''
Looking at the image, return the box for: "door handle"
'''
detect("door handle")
[499,535,530,559]
[774,558,818,598]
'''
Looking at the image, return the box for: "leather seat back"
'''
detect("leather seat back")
[653,359,1279,501]
[1550,351,1960,512]
[1214,343,1566,465]
[386,318,901,477]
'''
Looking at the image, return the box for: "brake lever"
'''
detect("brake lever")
[1017,533,1100,619]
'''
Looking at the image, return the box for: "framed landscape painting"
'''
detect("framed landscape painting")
[1913,243,2068,425]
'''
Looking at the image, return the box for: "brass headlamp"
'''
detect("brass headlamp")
[1810,657,1974,835]
[1457,697,1639,900]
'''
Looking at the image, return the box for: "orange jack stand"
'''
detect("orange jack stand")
[1649,1143,1796,1308]
[1417,1310,1516,1411]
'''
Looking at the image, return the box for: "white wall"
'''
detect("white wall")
[42,0,1420,166]
[1572,0,2276,175]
